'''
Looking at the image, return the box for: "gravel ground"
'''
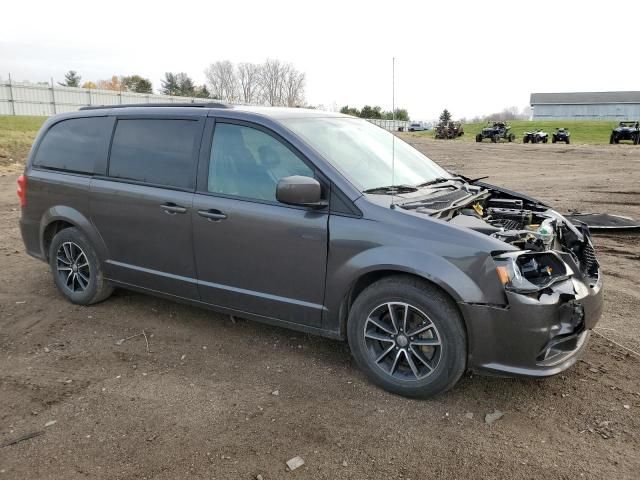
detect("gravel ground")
[1,139,639,479]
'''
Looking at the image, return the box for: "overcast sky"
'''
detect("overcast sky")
[2,0,639,120]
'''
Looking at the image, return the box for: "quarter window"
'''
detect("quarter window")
[208,123,313,202]
[109,119,200,189]
[33,117,111,174]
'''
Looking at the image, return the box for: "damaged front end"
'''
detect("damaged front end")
[399,179,604,375]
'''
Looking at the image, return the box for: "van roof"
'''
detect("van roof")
[78,103,349,119]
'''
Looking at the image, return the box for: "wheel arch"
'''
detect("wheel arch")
[39,206,108,261]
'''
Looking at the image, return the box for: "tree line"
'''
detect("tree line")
[56,58,306,106]
[339,105,410,121]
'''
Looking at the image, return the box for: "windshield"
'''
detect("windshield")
[281,117,451,191]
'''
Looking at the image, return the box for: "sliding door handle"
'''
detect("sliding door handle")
[198,209,227,221]
[161,203,187,214]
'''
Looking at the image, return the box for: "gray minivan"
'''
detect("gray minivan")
[18,104,603,398]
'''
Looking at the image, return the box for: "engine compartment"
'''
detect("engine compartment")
[399,181,600,279]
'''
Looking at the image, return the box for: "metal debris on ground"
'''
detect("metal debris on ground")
[485,410,504,425]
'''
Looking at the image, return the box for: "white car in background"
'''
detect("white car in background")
[408,122,429,132]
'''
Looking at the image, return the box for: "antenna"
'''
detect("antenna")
[391,57,396,209]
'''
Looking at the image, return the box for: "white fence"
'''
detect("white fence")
[0,80,412,132]
[0,81,219,116]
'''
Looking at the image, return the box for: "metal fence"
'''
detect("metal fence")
[0,79,412,132]
[0,80,220,116]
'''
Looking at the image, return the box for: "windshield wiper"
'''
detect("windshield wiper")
[363,184,418,194]
[416,177,460,187]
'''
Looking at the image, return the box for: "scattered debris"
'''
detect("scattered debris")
[0,430,44,448]
[256,475,264,480]
[286,456,305,471]
[44,420,57,428]
[115,330,150,353]
[623,405,631,409]
[588,368,599,373]
[230,315,237,324]
[342,460,348,467]
[485,410,504,425]
[271,390,279,396]
[465,412,474,419]
[15,301,26,304]
[181,354,186,361]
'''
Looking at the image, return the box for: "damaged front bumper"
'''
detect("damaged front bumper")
[459,268,603,377]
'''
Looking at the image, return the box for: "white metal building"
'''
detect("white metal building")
[530,91,640,120]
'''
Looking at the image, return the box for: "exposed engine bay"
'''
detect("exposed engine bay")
[399,180,600,281]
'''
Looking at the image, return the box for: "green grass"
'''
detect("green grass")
[0,116,46,166]
[415,120,619,144]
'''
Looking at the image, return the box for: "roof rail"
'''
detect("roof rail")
[79,102,231,111]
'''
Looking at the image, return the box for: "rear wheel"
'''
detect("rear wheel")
[347,276,467,398]
[48,227,113,305]
[492,134,499,143]
[552,135,557,143]
[509,133,516,142]
[610,133,616,144]
[523,136,529,144]
[543,136,548,143]
[566,137,570,144]
[634,133,640,145]
[475,134,483,142]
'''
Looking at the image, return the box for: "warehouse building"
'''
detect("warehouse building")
[530,91,640,120]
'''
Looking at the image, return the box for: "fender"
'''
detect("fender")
[39,205,109,262]
[323,245,507,335]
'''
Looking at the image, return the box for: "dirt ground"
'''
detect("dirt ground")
[1,138,639,479]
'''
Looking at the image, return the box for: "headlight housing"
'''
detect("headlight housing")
[493,251,572,293]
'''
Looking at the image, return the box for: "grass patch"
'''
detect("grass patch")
[0,116,46,167]
[414,120,619,144]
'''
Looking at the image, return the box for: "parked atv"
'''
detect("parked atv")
[610,121,640,144]
[434,121,464,139]
[523,129,549,144]
[475,121,516,143]
[552,128,571,144]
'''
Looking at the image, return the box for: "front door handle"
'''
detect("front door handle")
[161,203,187,215]
[198,209,227,221]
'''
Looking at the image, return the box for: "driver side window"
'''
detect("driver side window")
[208,123,314,202]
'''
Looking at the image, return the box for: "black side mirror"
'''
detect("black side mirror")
[276,176,327,208]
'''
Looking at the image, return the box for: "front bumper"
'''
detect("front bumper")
[459,270,603,377]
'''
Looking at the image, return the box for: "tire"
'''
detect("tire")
[610,133,616,144]
[634,133,640,145]
[48,227,113,305]
[347,276,467,398]
[492,134,499,143]
[523,136,529,144]
[509,133,516,142]
[566,138,570,144]
[475,134,483,142]
[543,137,548,143]
[552,136,557,143]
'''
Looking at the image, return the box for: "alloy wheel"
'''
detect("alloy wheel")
[56,241,91,293]
[363,302,442,381]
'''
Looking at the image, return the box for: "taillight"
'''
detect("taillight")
[17,174,27,207]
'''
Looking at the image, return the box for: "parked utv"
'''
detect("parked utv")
[19,104,603,399]
[610,121,640,144]
[552,128,571,144]
[434,121,464,139]
[523,129,549,144]
[475,121,516,143]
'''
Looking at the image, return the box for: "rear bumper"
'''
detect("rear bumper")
[19,215,44,260]
[459,270,603,377]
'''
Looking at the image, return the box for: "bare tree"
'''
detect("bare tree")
[283,68,305,107]
[259,58,286,106]
[237,62,261,104]
[204,60,239,102]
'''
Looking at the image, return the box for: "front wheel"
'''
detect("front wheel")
[610,133,616,144]
[48,227,113,305]
[523,136,529,144]
[492,134,499,143]
[475,134,483,142]
[347,276,467,398]
[566,138,570,144]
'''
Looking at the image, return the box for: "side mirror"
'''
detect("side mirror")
[276,176,327,208]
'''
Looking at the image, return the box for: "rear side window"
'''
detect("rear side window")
[109,119,200,189]
[33,117,111,174]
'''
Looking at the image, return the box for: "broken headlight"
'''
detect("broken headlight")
[493,251,572,293]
